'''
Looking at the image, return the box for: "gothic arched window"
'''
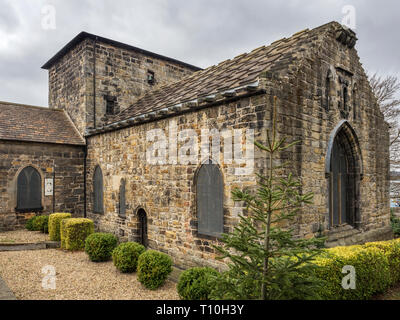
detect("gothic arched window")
[93,165,104,214]
[327,122,362,229]
[196,161,224,237]
[17,166,42,212]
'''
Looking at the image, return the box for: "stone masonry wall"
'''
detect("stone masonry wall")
[48,40,88,135]
[0,141,85,231]
[86,94,268,270]
[272,26,391,245]
[85,26,391,269]
[48,38,198,136]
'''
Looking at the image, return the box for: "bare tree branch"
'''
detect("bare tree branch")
[369,73,400,199]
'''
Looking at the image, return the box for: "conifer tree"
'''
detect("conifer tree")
[211,96,325,300]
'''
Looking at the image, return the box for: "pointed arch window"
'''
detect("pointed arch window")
[93,166,104,214]
[326,121,362,229]
[16,166,42,212]
[196,161,224,237]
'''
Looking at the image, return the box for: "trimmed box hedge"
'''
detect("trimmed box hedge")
[60,218,94,251]
[49,213,72,241]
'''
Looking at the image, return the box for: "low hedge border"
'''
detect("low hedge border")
[175,238,400,300]
[313,238,400,300]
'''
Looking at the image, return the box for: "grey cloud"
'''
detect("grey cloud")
[0,0,398,106]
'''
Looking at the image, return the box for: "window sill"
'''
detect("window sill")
[15,207,43,213]
[197,232,223,241]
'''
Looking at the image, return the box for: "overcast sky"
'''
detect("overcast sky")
[0,0,399,106]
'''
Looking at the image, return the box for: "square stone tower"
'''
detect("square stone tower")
[42,32,201,135]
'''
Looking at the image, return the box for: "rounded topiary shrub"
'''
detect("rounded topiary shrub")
[25,216,37,231]
[137,250,173,290]
[61,218,94,251]
[177,267,219,300]
[33,215,49,234]
[112,242,146,273]
[85,233,118,262]
[49,213,72,241]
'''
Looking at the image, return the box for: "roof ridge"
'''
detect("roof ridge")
[106,21,348,127]
[0,100,50,110]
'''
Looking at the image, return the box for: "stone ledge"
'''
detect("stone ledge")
[0,241,60,252]
[168,266,183,283]
[326,226,393,248]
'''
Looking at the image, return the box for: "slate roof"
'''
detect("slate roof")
[104,21,349,128]
[0,102,85,146]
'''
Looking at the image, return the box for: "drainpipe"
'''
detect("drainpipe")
[83,138,88,218]
[52,160,56,213]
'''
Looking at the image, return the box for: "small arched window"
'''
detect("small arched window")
[196,161,224,237]
[17,166,42,212]
[119,179,126,218]
[93,165,104,214]
[138,208,148,247]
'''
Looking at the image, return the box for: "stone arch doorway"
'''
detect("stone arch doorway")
[325,121,363,229]
[137,208,148,247]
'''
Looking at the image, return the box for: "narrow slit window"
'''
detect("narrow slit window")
[353,86,357,120]
[93,165,104,214]
[147,70,155,85]
[324,71,332,111]
[119,179,126,218]
[105,96,116,115]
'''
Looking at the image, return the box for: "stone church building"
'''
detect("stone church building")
[0,21,392,269]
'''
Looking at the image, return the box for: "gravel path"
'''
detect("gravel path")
[0,249,179,300]
[0,230,49,243]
